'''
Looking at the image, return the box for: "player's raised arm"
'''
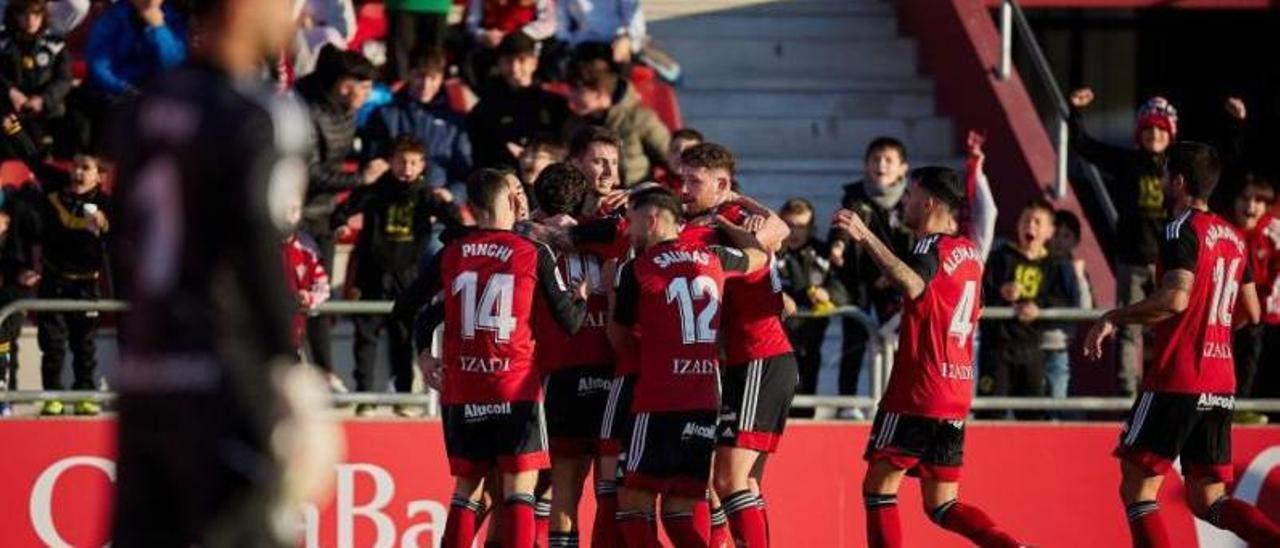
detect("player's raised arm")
[712,216,769,274]
[832,208,927,300]
[728,193,790,252]
[536,243,590,334]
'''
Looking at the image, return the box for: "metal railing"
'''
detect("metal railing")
[4,300,1280,416]
[996,0,1119,229]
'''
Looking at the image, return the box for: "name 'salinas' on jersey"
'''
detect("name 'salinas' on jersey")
[879,233,984,420]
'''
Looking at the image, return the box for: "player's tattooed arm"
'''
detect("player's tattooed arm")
[714,216,769,274]
[1105,269,1194,326]
[728,194,790,252]
[831,209,926,300]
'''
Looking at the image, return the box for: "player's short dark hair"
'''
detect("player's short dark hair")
[680,143,736,178]
[912,166,965,211]
[467,168,513,214]
[1167,142,1221,201]
[534,163,589,216]
[409,47,449,76]
[391,135,427,158]
[567,58,620,95]
[4,0,47,32]
[1022,198,1056,218]
[630,185,683,222]
[865,136,908,163]
[1241,173,1277,203]
[526,135,567,161]
[671,128,705,144]
[569,126,621,160]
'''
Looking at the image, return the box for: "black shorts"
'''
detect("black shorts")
[1114,391,1234,482]
[442,401,549,479]
[863,411,965,481]
[545,364,615,455]
[598,374,635,456]
[623,411,719,498]
[719,353,799,452]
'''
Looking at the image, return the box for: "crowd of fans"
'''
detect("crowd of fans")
[0,0,1274,425]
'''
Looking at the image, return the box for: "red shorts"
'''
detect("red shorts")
[442,401,549,479]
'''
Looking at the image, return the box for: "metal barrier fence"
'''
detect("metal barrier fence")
[3,300,1280,416]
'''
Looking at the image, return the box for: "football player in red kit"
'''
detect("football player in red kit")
[833,167,1025,548]
[609,186,769,548]
[1085,143,1279,548]
[397,168,590,548]
[677,143,794,548]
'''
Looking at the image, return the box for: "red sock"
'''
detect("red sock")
[534,498,550,548]
[693,499,712,537]
[709,506,732,548]
[723,490,768,547]
[664,512,711,547]
[618,511,659,548]
[758,497,770,542]
[864,493,902,548]
[1211,497,1280,545]
[594,491,622,547]
[935,501,1021,548]
[1125,501,1170,548]
[444,499,481,548]
[505,495,537,548]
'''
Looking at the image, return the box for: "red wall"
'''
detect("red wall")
[984,0,1275,8]
[3,419,1279,547]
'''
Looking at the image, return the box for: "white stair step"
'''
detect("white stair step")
[678,88,936,119]
[661,38,919,80]
[679,76,934,95]
[650,14,899,40]
[687,116,956,158]
[646,0,894,20]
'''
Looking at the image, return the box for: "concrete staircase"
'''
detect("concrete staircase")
[646,0,960,220]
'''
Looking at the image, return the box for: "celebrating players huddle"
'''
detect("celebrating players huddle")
[393,136,1280,548]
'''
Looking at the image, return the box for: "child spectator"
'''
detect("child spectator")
[1069,88,1176,396]
[563,58,669,187]
[1231,175,1277,424]
[1042,210,1090,409]
[297,47,386,377]
[0,0,72,157]
[280,200,336,387]
[363,48,471,189]
[384,0,450,82]
[980,199,1076,419]
[776,198,846,409]
[657,127,702,192]
[461,0,557,88]
[331,136,461,416]
[468,32,570,170]
[516,134,566,209]
[0,200,34,416]
[828,137,912,403]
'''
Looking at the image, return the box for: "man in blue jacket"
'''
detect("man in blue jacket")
[86,0,186,99]
[362,48,470,189]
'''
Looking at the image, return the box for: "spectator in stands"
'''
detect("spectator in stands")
[552,0,644,75]
[363,48,471,189]
[461,0,557,89]
[828,137,911,410]
[564,58,669,187]
[291,0,357,78]
[776,198,846,412]
[384,0,450,82]
[297,47,387,381]
[332,136,461,416]
[280,198,332,370]
[86,0,187,98]
[0,0,72,158]
[980,199,1076,419]
[0,191,35,416]
[0,0,90,36]
[468,32,570,170]
[1045,209,1091,408]
[1069,88,1176,396]
[515,134,565,209]
[658,127,702,191]
[1231,175,1276,424]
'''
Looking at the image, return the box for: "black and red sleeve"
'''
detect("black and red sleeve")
[710,245,751,276]
[536,242,588,334]
[1159,217,1199,274]
[612,259,639,328]
[906,235,942,285]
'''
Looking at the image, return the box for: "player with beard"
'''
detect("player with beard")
[109,0,340,545]
[1085,143,1278,547]
[834,167,1025,548]
[678,142,794,547]
[609,185,769,547]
